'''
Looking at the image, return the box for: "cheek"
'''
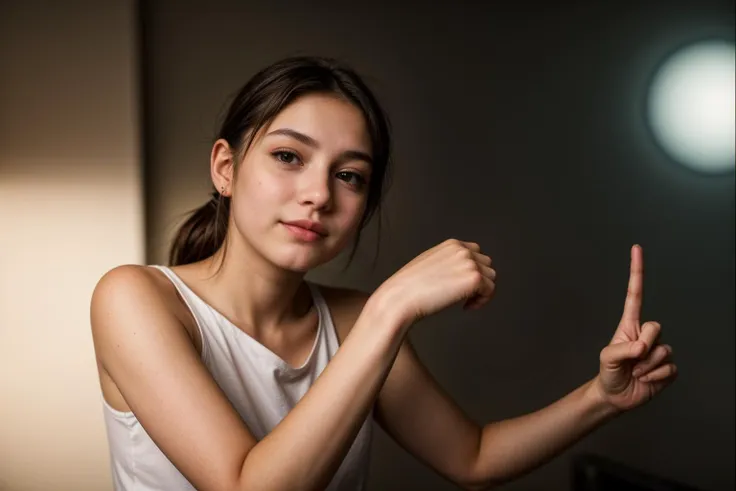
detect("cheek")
[231,177,286,230]
[335,193,367,231]
[240,173,291,206]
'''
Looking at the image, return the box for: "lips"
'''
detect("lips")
[281,219,328,237]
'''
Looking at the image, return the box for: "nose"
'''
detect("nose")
[297,168,333,211]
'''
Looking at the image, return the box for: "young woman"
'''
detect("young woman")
[90,56,677,491]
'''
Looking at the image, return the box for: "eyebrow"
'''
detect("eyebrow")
[265,127,373,166]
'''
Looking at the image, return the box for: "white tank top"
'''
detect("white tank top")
[101,265,373,490]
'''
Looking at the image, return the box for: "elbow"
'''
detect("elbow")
[460,480,500,491]
[458,438,502,491]
[456,468,501,491]
[236,455,316,491]
[457,463,503,491]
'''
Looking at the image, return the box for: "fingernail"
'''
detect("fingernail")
[633,369,641,377]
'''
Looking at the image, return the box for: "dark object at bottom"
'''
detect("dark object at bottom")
[571,454,706,491]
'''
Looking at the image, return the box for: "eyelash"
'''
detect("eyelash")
[271,150,368,190]
[273,150,301,166]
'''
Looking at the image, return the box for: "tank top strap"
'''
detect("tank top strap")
[149,265,211,362]
[305,282,340,354]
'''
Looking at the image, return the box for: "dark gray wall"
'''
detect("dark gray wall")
[142,2,735,490]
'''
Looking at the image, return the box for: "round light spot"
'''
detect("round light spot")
[648,40,735,174]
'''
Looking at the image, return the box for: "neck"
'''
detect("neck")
[195,235,312,332]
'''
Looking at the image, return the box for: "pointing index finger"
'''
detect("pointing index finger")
[622,244,644,324]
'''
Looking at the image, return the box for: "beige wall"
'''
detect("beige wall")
[0,2,142,490]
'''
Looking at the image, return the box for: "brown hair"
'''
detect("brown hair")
[168,56,393,269]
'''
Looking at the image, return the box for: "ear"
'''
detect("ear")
[210,139,235,197]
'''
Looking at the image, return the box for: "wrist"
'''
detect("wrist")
[583,376,623,421]
[365,286,413,335]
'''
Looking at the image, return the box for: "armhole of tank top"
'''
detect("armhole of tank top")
[101,392,137,422]
[149,266,210,365]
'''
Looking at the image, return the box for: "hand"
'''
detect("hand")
[376,239,497,328]
[595,245,677,412]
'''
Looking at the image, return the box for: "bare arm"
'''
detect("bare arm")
[376,244,676,491]
[91,266,407,491]
[375,334,618,491]
[469,378,617,488]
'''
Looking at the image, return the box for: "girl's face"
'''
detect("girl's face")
[228,93,373,272]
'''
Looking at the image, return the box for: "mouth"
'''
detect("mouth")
[281,220,328,242]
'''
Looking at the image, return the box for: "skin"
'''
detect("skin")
[91,93,677,491]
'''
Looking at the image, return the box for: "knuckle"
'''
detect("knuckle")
[645,321,661,332]
[651,346,667,361]
[456,247,474,260]
[468,270,483,285]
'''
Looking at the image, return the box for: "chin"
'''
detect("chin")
[270,244,341,273]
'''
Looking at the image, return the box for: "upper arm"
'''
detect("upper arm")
[91,266,256,491]
[321,285,482,489]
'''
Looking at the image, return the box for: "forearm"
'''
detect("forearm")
[470,377,620,489]
[240,294,407,491]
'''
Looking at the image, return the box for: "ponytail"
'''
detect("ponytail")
[168,191,230,266]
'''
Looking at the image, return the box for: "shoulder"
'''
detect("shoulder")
[93,263,159,292]
[313,284,372,343]
[90,265,191,352]
[91,264,173,314]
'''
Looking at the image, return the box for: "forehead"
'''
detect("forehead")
[264,93,371,152]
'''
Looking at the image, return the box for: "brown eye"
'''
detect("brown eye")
[337,171,367,189]
[273,151,300,165]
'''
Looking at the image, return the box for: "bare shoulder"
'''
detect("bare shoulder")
[315,284,373,343]
[93,264,164,300]
[91,265,175,325]
[92,265,157,322]
[90,265,195,361]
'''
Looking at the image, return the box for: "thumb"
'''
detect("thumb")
[600,340,646,370]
